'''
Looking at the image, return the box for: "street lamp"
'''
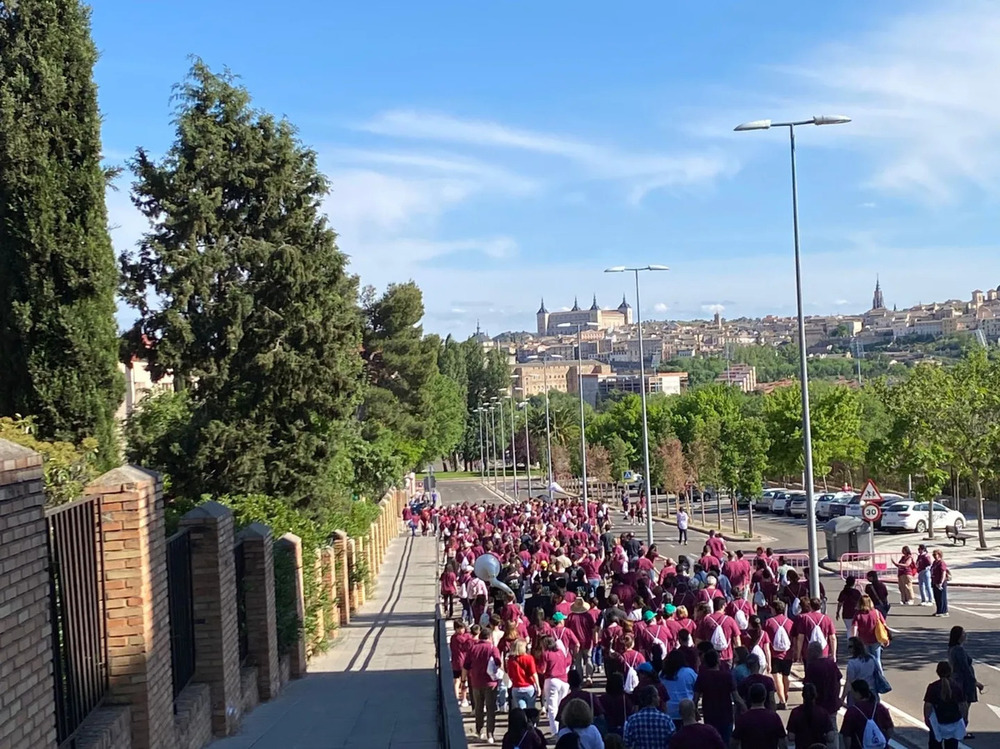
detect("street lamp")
[735,113,851,599]
[527,353,563,502]
[516,396,532,498]
[494,396,508,496]
[604,265,669,546]
[508,387,519,499]
[489,400,500,494]
[558,321,599,517]
[476,406,486,483]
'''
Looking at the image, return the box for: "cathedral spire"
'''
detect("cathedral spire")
[590,294,600,311]
[571,296,580,311]
[537,297,548,314]
[872,275,885,310]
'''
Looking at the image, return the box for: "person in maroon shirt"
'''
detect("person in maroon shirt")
[763,600,794,710]
[804,641,842,716]
[556,669,604,723]
[793,598,838,662]
[931,549,950,616]
[464,629,502,742]
[836,576,863,637]
[706,530,727,560]
[694,649,742,744]
[669,699,725,749]
[566,599,596,684]
[840,680,893,749]
[450,620,472,705]
[731,683,787,749]
[598,672,634,736]
[787,683,835,749]
[695,598,742,666]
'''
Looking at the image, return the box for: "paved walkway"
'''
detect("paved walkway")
[209,532,441,749]
[873,522,1000,587]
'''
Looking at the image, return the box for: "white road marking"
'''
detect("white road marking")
[949,605,1000,620]
[989,704,1000,720]
[980,661,1000,675]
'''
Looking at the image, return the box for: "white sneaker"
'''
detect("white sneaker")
[488,735,496,744]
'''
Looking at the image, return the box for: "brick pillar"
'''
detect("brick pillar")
[85,466,174,749]
[312,550,325,647]
[179,502,242,736]
[238,523,280,701]
[0,441,57,749]
[353,537,366,606]
[346,538,360,611]
[333,535,350,625]
[275,533,307,678]
[320,547,338,638]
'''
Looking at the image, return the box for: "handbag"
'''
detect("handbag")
[874,617,891,647]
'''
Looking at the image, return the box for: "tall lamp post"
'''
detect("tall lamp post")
[476,406,487,483]
[518,397,532,498]
[494,396,508,496]
[527,353,563,502]
[558,321,598,517]
[735,114,851,599]
[508,390,519,498]
[604,265,669,546]
[488,403,499,493]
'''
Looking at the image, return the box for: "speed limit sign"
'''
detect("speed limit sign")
[861,502,882,523]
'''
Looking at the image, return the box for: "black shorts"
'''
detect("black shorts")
[452,670,463,680]
[771,658,792,676]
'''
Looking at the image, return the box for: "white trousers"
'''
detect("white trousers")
[544,678,570,735]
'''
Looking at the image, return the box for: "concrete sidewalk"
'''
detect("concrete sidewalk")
[873,523,1000,587]
[209,533,441,749]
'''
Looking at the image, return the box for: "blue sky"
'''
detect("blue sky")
[93,1,1000,337]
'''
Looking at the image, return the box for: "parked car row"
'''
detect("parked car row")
[753,487,967,534]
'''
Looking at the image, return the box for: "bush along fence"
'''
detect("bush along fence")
[0,438,406,749]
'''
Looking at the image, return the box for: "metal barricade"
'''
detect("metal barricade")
[775,553,812,572]
[838,552,897,580]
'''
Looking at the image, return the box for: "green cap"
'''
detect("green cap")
[664,604,677,615]
[643,610,656,621]
[553,612,566,622]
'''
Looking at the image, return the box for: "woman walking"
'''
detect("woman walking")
[917,544,934,606]
[850,594,889,667]
[507,639,541,710]
[948,626,984,737]
[843,637,879,707]
[932,549,950,617]
[895,546,917,606]
[923,661,968,749]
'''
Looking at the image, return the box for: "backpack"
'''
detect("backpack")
[789,597,802,617]
[753,584,767,609]
[733,607,749,631]
[771,617,791,653]
[808,616,828,652]
[710,617,730,652]
[751,642,768,668]
[624,664,639,693]
[649,628,669,659]
[854,705,887,749]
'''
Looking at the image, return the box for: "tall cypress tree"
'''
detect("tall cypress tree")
[120,62,363,510]
[0,0,123,465]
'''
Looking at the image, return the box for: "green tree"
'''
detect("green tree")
[422,373,466,465]
[607,434,631,482]
[119,62,362,511]
[868,366,951,536]
[939,350,1000,549]
[0,0,123,465]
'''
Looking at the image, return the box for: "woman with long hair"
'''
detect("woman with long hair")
[948,626,984,737]
[923,661,968,749]
[843,637,878,707]
[440,560,458,618]
[506,639,541,711]
[787,683,836,749]
[540,635,572,735]
[660,648,698,729]
[850,594,888,667]
[742,614,772,675]
[502,707,546,749]
[839,680,893,749]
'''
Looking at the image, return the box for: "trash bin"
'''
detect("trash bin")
[823,516,870,561]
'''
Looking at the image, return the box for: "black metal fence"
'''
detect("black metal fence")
[166,528,196,701]
[234,538,249,665]
[46,497,108,746]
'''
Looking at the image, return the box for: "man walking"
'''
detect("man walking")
[676,507,689,545]
[623,685,675,749]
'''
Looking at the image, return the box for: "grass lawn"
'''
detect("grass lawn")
[415,471,479,481]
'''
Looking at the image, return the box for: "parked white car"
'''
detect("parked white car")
[816,491,855,519]
[771,491,792,514]
[755,488,786,513]
[881,501,966,533]
[787,491,809,517]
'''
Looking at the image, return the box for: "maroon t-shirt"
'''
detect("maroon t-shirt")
[838,587,862,619]
[694,668,736,729]
[787,704,834,748]
[450,631,473,670]
[566,611,596,648]
[732,708,786,749]
[465,639,501,689]
[669,722,726,749]
[804,657,842,715]
[840,700,892,749]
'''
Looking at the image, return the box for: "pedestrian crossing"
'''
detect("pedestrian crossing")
[947,590,1000,620]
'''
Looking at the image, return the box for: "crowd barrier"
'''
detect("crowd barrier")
[838,552,897,580]
[434,602,467,749]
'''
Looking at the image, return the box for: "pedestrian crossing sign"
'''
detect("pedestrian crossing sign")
[859,479,882,503]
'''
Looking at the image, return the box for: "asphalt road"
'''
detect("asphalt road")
[433,478,1000,748]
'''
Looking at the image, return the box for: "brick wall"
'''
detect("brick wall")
[0,440,57,749]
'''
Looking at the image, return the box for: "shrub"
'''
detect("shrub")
[0,416,99,505]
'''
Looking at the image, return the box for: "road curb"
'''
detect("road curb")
[649,513,772,544]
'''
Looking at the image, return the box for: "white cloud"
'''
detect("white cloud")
[701,303,725,314]
[775,1,1000,202]
[653,302,670,313]
[362,109,737,201]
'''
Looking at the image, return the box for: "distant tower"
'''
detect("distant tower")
[872,276,885,310]
[618,294,633,325]
[536,298,549,336]
[714,309,722,329]
[571,296,581,312]
[590,294,600,311]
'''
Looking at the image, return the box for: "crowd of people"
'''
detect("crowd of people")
[434,494,981,749]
